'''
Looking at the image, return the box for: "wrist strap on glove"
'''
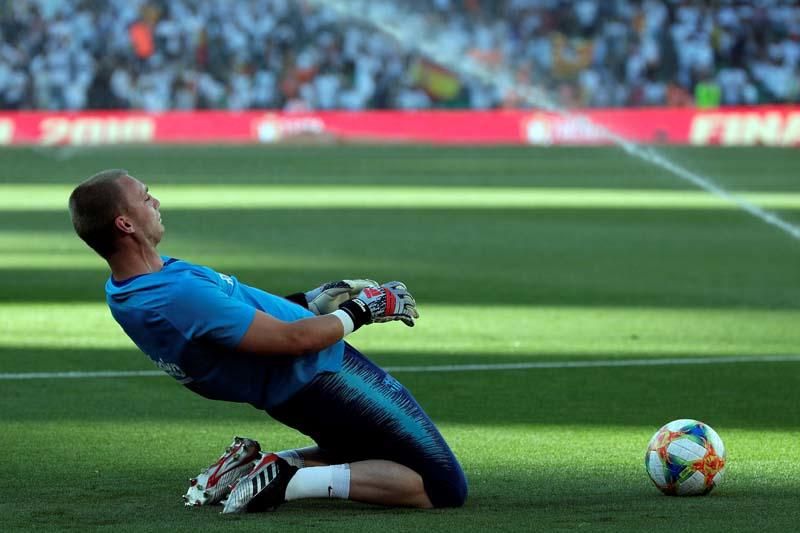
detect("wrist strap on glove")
[338,299,372,331]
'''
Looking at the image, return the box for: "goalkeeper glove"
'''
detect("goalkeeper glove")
[338,281,419,330]
[287,279,379,315]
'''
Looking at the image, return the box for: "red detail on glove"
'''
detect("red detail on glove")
[363,287,383,298]
[382,288,396,317]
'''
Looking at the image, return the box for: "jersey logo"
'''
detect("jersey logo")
[219,273,234,287]
[154,358,193,384]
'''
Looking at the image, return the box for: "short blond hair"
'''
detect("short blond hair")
[68,169,129,258]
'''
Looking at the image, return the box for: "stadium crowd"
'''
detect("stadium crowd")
[1,0,799,111]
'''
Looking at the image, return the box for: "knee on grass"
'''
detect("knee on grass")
[425,466,468,508]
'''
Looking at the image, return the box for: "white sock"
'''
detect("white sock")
[276,449,305,469]
[284,464,351,501]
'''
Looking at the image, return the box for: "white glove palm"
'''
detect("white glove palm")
[305,279,379,315]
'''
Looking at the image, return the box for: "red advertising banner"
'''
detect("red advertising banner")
[0,108,798,147]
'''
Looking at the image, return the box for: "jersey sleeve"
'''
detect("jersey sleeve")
[163,273,257,348]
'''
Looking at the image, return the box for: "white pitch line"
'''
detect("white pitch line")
[384,354,800,372]
[0,369,164,380]
[2,354,800,380]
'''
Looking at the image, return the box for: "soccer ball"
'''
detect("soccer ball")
[644,419,726,496]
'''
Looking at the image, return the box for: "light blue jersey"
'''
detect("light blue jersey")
[106,256,344,409]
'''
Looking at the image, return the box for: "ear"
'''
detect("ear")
[114,215,135,234]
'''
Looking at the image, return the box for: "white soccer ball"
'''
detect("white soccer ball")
[644,419,726,496]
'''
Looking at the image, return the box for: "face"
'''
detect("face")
[115,175,164,246]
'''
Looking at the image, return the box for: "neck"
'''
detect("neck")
[107,244,164,281]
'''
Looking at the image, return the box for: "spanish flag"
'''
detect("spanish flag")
[410,58,462,101]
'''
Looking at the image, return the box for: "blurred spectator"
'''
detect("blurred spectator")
[694,71,722,108]
[1,0,799,111]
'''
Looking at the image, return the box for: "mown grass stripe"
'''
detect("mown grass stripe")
[3,185,800,210]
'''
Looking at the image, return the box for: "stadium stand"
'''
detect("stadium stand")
[1,0,799,110]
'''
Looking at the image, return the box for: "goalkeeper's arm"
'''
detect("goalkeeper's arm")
[239,282,418,357]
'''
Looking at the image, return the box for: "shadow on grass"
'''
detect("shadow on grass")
[4,144,800,189]
[2,207,800,310]
[3,346,799,430]
[0,145,734,187]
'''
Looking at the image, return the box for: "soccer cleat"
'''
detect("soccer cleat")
[221,453,298,514]
[184,436,261,507]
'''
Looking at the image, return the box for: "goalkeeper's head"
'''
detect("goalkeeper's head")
[69,169,164,259]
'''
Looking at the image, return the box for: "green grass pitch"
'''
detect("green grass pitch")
[1,145,799,531]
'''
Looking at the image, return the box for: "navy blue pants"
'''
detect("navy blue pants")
[267,343,467,508]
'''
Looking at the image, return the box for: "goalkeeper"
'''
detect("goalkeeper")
[68,170,467,513]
